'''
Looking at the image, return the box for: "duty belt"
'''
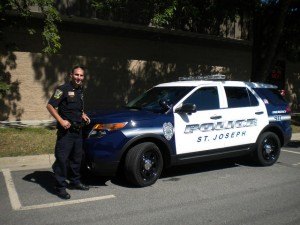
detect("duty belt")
[70,122,84,132]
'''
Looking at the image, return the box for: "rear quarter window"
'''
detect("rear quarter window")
[253,88,287,105]
[224,87,258,108]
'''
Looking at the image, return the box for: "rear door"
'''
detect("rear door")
[221,85,269,147]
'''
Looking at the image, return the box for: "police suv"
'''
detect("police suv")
[83,75,292,187]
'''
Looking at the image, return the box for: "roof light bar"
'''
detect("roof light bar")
[178,74,226,81]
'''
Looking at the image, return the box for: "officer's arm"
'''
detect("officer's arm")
[82,112,91,124]
[46,104,71,129]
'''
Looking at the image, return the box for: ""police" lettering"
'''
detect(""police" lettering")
[185,118,257,134]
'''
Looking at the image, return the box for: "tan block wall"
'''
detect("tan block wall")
[2,52,64,121]
[1,26,253,121]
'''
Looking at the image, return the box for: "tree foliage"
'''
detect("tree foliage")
[91,0,299,82]
[0,0,61,95]
[91,0,253,38]
[0,0,299,87]
[0,0,61,54]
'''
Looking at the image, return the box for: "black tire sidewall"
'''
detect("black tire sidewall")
[125,142,163,187]
[256,132,281,166]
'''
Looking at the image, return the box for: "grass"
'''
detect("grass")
[0,127,56,158]
[292,125,300,133]
[0,123,299,158]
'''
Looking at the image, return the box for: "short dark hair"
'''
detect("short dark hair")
[71,66,85,74]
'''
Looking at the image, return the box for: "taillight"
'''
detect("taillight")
[279,90,286,96]
[286,106,292,114]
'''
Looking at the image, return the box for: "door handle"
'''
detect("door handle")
[255,111,264,115]
[210,115,222,120]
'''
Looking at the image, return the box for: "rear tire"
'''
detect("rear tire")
[125,142,163,187]
[254,132,281,166]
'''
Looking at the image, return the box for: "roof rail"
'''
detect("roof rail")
[178,74,226,81]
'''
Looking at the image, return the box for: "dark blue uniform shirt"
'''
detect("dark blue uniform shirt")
[48,82,84,127]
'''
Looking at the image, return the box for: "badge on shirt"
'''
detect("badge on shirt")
[54,89,63,99]
[68,91,75,97]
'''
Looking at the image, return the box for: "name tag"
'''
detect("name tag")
[68,91,75,97]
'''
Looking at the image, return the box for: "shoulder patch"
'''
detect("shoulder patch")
[54,89,63,99]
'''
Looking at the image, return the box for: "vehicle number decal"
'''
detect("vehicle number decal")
[274,115,282,121]
[268,115,291,122]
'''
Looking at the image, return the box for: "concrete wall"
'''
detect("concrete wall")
[0,18,253,121]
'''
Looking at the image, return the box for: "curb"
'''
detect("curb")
[1,133,300,172]
[291,132,300,140]
[0,120,56,128]
[0,154,55,172]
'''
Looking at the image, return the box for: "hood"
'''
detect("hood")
[87,109,160,123]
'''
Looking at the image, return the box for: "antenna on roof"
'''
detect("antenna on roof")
[178,74,226,81]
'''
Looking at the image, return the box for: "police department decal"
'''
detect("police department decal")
[163,122,174,140]
[184,118,257,143]
[54,89,63,99]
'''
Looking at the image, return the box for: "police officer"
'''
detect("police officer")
[46,66,90,199]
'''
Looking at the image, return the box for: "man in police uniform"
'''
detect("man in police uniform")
[46,66,90,199]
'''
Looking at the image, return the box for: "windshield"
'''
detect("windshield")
[126,86,194,113]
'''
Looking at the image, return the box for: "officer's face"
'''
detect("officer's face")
[70,68,84,87]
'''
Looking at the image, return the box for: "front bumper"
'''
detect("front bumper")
[83,130,128,176]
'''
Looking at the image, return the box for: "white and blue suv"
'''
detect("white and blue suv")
[83,75,292,187]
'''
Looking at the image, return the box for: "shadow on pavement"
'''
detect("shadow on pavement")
[23,170,111,195]
[21,157,266,190]
[81,173,110,188]
[161,158,241,180]
[110,157,251,188]
[286,140,300,148]
[23,171,57,195]
[110,174,137,188]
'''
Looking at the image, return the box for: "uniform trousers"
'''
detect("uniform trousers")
[52,129,83,190]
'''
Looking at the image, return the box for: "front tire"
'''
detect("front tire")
[125,142,163,187]
[254,132,281,166]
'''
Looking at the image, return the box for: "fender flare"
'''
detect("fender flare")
[118,133,173,166]
[257,123,285,146]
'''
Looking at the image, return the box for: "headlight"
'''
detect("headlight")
[88,122,128,138]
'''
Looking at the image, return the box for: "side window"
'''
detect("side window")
[183,87,219,110]
[225,87,251,108]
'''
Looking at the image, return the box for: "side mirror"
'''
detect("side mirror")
[175,103,196,114]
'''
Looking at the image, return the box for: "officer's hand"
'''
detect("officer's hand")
[60,120,71,129]
[82,113,91,125]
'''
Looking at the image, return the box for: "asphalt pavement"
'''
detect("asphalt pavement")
[0,141,299,225]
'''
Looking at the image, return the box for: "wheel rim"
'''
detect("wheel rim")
[139,149,161,182]
[262,135,279,161]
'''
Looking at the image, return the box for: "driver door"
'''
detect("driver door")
[174,85,226,155]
